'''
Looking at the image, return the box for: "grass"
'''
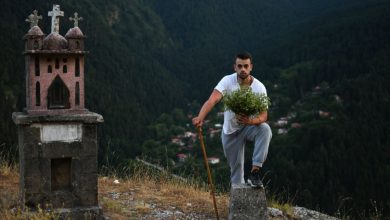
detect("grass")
[0,150,63,219]
[0,157,230,219]
[98,161,230,219]
[268,197,294,217]
[0,150,19,219]
[3,153,370,219]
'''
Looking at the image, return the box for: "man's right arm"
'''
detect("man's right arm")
[192,89,223,127]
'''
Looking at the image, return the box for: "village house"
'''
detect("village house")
[217,111,224,117]
[334,95,342,103]
[214,123,222,128]
[275,119,288,127]
[318,110,331,118]
[291,122,302,129]
[184,131,196,138]
[176,153,188,162]
[287,112,297,119]
[171,137,185,146]
[275,117,288,127]
[209,128,221,138]
[207,157,220,165]
[278,128,288,135]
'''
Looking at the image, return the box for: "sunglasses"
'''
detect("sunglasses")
[236,64,250,69]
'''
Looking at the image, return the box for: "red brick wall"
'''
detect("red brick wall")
[26,55,86,113]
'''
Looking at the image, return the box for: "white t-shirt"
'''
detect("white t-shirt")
[215,73,267,134]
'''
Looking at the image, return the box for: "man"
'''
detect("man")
[192,51,272,187]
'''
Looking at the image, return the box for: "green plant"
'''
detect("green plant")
[223,87,270,116]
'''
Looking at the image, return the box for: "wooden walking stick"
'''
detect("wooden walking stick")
[196,126,219,220]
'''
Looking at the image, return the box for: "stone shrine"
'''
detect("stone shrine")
[13,5,104,219]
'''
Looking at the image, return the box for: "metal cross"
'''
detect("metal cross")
[48,5,64,33]
[25,10,42,28]
[69,12,83,27]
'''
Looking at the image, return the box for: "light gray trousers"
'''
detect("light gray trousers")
[221,123,272,184]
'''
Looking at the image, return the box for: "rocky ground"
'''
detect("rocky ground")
[1,163,339,220]
[99,177,339,220]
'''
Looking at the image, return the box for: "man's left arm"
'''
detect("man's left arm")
[251,111,268,125]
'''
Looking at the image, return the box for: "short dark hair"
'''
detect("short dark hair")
[235,51,252,63]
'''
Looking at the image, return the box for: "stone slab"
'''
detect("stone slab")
[12,111,104,125]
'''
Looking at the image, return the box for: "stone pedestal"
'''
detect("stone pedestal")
[228,184,268,220]
[12,111,104,219]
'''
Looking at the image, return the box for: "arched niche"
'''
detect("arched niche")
[47,75,70,109]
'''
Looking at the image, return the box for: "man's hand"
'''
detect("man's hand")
[237,114,252,125]
[192,116,203,127]
[237,112,268,125]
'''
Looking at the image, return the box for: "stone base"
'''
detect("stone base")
[12,111,104,217]
[228,184,268,220]
[54,206,105,220]
[23,206,105,220]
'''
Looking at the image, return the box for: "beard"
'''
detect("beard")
[238,71,249,79]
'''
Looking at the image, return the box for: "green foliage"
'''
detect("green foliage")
[223,87,270,116]
[263,3,390,212]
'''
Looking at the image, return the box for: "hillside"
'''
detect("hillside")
[0,160,343,219]
[262,1,390,217]
[1,0,389,218]
[142,0,381,99]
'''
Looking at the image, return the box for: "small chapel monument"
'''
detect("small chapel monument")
[13,5,104,218]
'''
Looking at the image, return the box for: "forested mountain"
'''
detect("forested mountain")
[0,0,389,218]
[262,1,390,217]
[143,0,380,99]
